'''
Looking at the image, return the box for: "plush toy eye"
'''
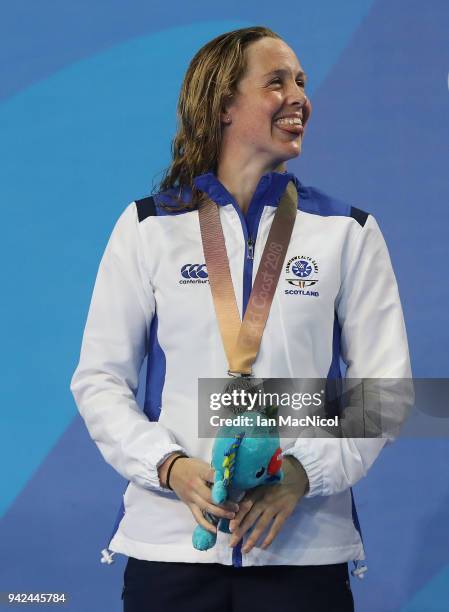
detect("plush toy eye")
[255,466,265,478]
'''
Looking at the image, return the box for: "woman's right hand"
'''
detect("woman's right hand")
[160,454,239,534]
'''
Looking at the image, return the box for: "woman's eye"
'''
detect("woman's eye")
[270,78,305,88]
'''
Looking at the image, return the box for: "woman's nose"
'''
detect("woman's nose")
[285,82,308,108]
[302,96,312,128]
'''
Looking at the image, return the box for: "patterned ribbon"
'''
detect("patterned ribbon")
[198,180,298,376]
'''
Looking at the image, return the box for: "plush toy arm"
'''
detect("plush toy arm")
[211,469,228,504]
[212,479,227,504]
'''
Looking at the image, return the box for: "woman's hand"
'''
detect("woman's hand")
[159,454,240,534]
[228,456,309,553]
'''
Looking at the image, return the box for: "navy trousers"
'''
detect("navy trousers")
[122,557,355,612]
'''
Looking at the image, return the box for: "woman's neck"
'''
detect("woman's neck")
[216,157,286,216]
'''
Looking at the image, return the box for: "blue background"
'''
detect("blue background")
[1,1,448,610]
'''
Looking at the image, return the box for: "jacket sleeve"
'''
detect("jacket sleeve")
[70,202,187,492]
[281,213,413,497]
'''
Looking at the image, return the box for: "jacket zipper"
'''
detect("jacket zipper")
[227,200,266,568]
[247,237,254,260]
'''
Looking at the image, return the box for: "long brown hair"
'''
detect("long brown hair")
[153,26,282,211]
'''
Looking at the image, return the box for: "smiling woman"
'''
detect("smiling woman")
[70,25,412,612]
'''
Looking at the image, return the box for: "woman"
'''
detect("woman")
[70,26,411,611]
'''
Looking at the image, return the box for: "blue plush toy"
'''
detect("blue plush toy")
[192,409,284,551]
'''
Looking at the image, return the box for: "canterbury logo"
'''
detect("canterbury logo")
[181,264,208,279]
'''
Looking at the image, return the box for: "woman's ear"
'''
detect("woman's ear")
[220,95,234,125]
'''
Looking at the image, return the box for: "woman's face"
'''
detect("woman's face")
[221,37,310,168]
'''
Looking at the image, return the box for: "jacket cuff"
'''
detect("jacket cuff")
[281,444,325,498]
[140,443,188,492]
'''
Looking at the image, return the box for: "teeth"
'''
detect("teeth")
[275,117,303,126]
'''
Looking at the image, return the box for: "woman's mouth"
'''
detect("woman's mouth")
[273,117,303,135]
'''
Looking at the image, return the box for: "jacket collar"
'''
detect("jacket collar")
[193,170,300,211]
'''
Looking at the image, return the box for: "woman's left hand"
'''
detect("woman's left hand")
[228,456,309,553]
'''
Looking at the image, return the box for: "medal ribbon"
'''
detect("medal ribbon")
[198,180,298,376]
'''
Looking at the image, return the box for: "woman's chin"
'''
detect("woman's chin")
[279,142,302,161]
[264,141,303,169]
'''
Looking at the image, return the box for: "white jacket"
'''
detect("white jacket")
[70,170,412,576]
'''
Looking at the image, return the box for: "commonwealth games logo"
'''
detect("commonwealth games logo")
[285,255,319,294]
